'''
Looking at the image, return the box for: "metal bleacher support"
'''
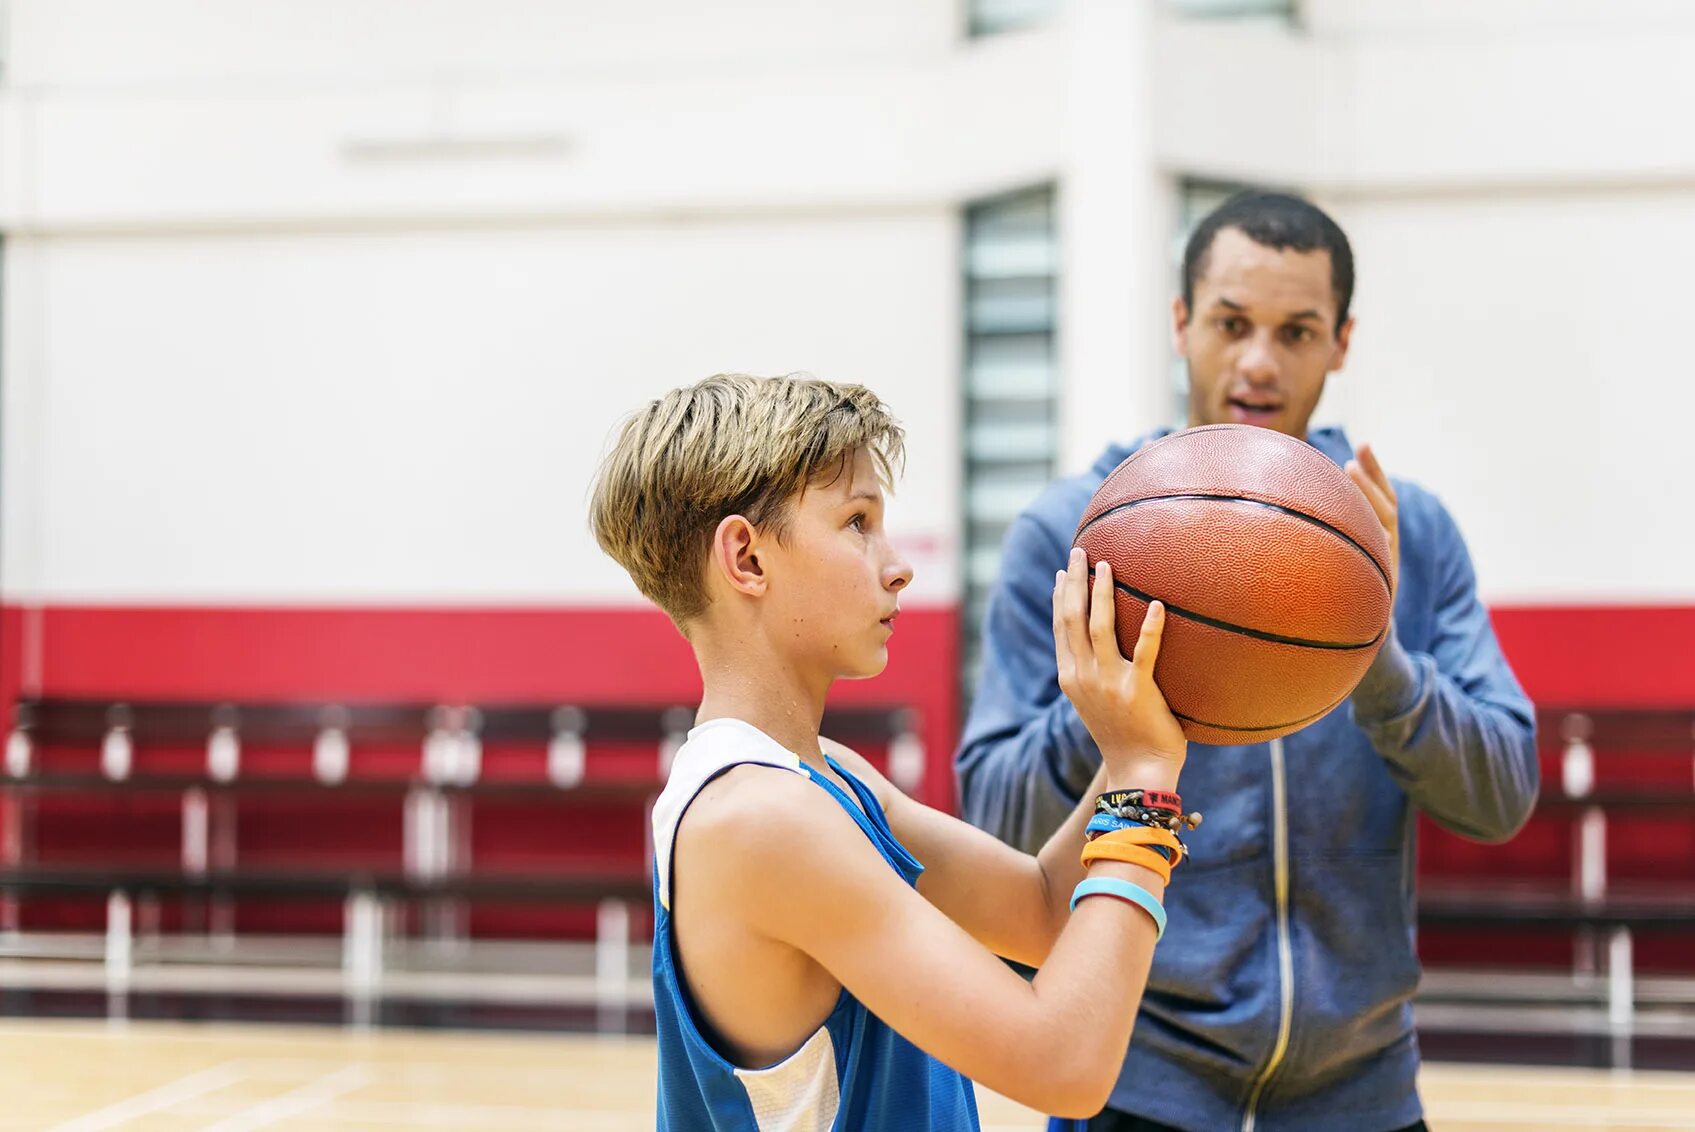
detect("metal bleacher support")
[0,696,923,1023]
[1417,705,1695,1057]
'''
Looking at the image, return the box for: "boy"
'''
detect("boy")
[590,373,1192,1128]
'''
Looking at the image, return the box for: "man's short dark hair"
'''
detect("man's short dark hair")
[1182,190,1355,329]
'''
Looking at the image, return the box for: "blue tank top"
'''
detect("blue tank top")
[650,718,981,1131]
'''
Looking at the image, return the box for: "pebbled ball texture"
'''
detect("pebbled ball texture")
[1074,424,1393,745]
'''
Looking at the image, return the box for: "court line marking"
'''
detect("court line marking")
[197,1065,373,1132]
[1426,1102,1695,1128]
[41,1062,249,1132]
[201,1054,653,1084]
[166,1098,654,1129]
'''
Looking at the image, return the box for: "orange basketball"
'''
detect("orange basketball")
[1074,424,1392,745]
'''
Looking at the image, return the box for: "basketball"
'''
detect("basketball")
[1074,424,1393,745]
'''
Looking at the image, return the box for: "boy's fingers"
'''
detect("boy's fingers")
[1063,547,1093,667]
[1130,600,1167,671]
[1088,560,1120,663]
[1051,570,1073,678]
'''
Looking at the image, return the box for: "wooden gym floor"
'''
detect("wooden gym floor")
[7,1018,1695,1131]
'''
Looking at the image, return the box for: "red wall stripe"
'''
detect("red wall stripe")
[1490,604,1695,707]
[1,603,960,810]
[5,601,1693,962]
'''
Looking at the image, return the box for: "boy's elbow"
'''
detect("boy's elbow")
[1018,1032,1125,1118]
[1037,1055,1119,1119]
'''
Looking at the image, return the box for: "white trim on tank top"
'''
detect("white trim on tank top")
[651,717,807,911]
[652,718,843,1130]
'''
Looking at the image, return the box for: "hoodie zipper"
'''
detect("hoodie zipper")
[1241,736,1294,1132]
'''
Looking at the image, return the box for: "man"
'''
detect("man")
[956,191,1538,1132]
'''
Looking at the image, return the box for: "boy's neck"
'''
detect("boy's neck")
[694,659,831,773]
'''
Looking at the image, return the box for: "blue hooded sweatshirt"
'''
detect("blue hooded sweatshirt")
[955,426,1537,1132]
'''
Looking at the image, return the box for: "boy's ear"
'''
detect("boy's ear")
[711,515,767,597]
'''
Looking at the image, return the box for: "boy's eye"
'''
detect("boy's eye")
[849,513,867,532]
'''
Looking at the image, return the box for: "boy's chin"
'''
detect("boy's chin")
[837,648,890,681]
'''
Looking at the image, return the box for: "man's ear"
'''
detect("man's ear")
[710,515,766,597]
[1171,296,1192,356]
[1329,314,1356,374]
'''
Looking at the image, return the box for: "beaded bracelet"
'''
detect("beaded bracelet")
[1096,793,1204,834]
[1085,812,1143,839]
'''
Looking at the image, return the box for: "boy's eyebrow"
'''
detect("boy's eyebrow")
[844,490,882,505]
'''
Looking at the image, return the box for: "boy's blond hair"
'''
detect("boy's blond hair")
[590,373,905,625]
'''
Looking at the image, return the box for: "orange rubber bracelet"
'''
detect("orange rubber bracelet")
[1080,840,1173,884]
[1093,825,1184,858]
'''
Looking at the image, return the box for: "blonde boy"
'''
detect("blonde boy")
[591,374,1189,1129]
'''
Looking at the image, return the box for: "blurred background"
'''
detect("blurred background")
[1,0,1693,1127]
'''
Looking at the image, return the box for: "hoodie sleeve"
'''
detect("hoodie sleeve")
[1349,494,1540,843]
[954,511,1102,854]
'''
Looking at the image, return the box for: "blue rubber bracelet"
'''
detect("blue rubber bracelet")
[1085,813,1142,837]
[1070,877,1167,940]
[1084,814,1175,860]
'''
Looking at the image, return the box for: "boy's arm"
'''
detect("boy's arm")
[713,557,1184,1117]
[825,741,1168,968]
[701,774,1163,1118]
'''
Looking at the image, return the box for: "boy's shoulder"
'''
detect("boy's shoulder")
[671,761,886,932]
[819,736,895,810]
[686,759,824,829]
[654,719,810,908]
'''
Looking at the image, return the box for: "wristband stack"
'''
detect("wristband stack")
[1070,787,1202,941]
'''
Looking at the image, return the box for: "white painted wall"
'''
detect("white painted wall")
[2,216,960,604]
[3,0,959,87]
[1063,3,1695,604]
[1301,0,1695,37]
[0,0,989,609]
[0,8,1063,230]
[1318,190,1695,604]
[3,0,1692,612]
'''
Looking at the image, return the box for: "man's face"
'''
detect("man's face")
[1174,226,1354,440]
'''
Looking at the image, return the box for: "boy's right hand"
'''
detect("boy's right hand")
[1053,547,1187,793]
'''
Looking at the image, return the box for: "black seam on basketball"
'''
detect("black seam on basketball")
[1172,690,1351,736]
[1075,493,1392,596]
[1111,579,1386,651]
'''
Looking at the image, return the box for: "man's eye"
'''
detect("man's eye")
[1218,316,1247,336]
[1284,325,1314,344]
